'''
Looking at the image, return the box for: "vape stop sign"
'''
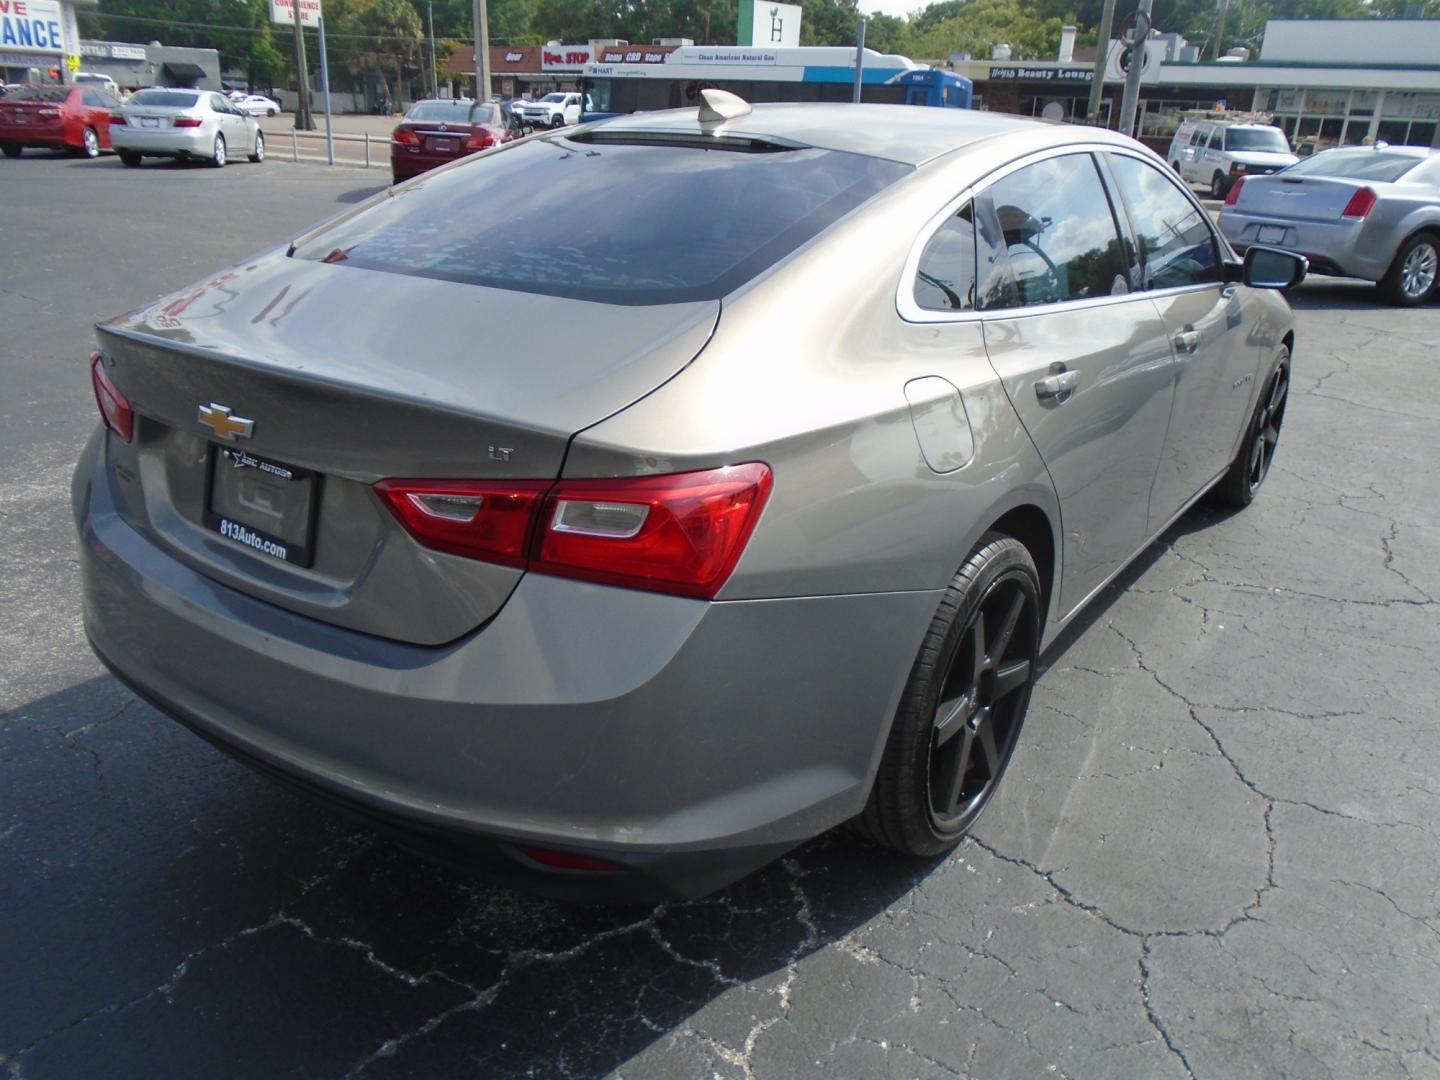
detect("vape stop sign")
[269,0,321,27]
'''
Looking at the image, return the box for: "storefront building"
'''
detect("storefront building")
[76,41,221,92]
[953,17,1440,153]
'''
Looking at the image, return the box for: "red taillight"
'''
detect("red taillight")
[518,846,624,872]
[1341,186,1377,220]
[374,479,551,568]
[375,463,773,599]
[536,464,773,599]
[1223,177,1245,206]
[109,113,126,125]
[465,128,495,151]
[90,353,134,442]
[392,127,419,146]
[173,117,202,128]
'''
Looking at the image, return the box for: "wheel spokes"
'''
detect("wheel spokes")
[992,658,1032,701]
[988,591,1026,665]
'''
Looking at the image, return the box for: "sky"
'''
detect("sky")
[861,0,932,23]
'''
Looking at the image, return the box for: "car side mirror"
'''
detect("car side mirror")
[1242,245,1307,290]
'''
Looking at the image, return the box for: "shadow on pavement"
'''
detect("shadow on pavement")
[337,185,387,204]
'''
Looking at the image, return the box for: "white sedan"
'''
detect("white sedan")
[233,94,281,117]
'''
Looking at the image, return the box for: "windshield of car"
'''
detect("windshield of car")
[1224,127,1289,153]
[5,86,69,102]
[128,90,200,108]
[293,137,911,304]
[75,75,107,85]
[1284,150,1426,182]
[541,93,566,103]
[405,100,476,121]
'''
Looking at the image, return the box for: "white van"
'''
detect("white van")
[1167,115,1298,198]
[74,72,123,98]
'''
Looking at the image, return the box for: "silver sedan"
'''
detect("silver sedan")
[1219,145,1440,305]
[75,97,1302,899]
[110,88,264,168]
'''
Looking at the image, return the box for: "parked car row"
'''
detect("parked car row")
[0,86,265,168]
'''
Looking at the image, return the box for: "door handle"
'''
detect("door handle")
[1034,369,1079,399]
[1173,329,1200,354]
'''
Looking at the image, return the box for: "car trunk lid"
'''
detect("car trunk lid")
[96,254,719,645]
[1233,174,1374,222]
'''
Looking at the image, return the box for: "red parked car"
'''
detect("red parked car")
[0,84,122,159]
[391,99,520,183]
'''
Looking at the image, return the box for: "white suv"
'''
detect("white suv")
[520,92,582,129]
[1168,118,1297,198]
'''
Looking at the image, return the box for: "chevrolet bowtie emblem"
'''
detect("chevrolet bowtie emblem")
[197,403,254,440]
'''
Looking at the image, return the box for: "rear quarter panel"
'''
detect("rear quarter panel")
[565,148,1061,610]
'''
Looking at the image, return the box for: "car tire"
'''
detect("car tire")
[248,131,264,163]
[854,534,1042,857]
[118,151,142,167]
[267,108,277,117]
[1171,160,1182,175]
[0,143,20,158]
[1209,172,1228,199]
[210,133,226,168]
[1212,348,1289,508]
[549,115,565,128]
[1378,232,1439,307]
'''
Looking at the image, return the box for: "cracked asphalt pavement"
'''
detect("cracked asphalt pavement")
[3,154,1438,1079]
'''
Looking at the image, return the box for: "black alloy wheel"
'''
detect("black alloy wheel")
[855,534,1042,856]
[1246,361,1288,495]
[1213,348,1289,507]
[926,570,1038,832]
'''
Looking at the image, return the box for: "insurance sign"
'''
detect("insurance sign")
[0,0,65,54]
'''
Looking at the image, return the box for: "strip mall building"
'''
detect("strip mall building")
[951,17,1440,153]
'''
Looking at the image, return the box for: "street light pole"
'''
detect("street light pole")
[1117,0,1153,139]
[852,17,866,104]
[472,0,492,102]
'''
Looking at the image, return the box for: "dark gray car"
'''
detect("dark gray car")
[74,98,1303,899]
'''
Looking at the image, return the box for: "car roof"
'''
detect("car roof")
[589,102,1123,167]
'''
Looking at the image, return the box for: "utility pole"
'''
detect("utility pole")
[1213,0,1230,60]
[472,0,492,102]
[852,17,866,103]
[1085,0,1117,127]
[1116,0,1152,139]
[427,0,439,97]
[290,8,313,130]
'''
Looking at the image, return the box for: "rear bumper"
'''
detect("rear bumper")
[0,123,70,148]
[111,127,213,156]
[1218,210,1388,282]
[74,430,937,899]
[390,148,458,179]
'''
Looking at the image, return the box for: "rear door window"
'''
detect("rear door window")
[292,137,910,305]
[978,153,1130,309]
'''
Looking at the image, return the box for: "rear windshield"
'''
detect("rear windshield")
[292,136,910,305]
[1224,127,1289,153]
[128,90,200,108]
[406,100,479,121]
[5,86,70,102]
[1285,150,1425,182]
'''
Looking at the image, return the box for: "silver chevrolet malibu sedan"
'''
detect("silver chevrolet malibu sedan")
[110,87,264,168]
[75,97,1305,899]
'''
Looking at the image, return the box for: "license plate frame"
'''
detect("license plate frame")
[140,117,159,128]
[203,446,319,567]
[1258,225,1287,244]
[426,137,457,153]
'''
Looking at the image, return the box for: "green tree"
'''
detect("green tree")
[910,0,1065,60]
[340,0,424,104]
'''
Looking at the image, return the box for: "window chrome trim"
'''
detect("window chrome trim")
[897,141,1230,325]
